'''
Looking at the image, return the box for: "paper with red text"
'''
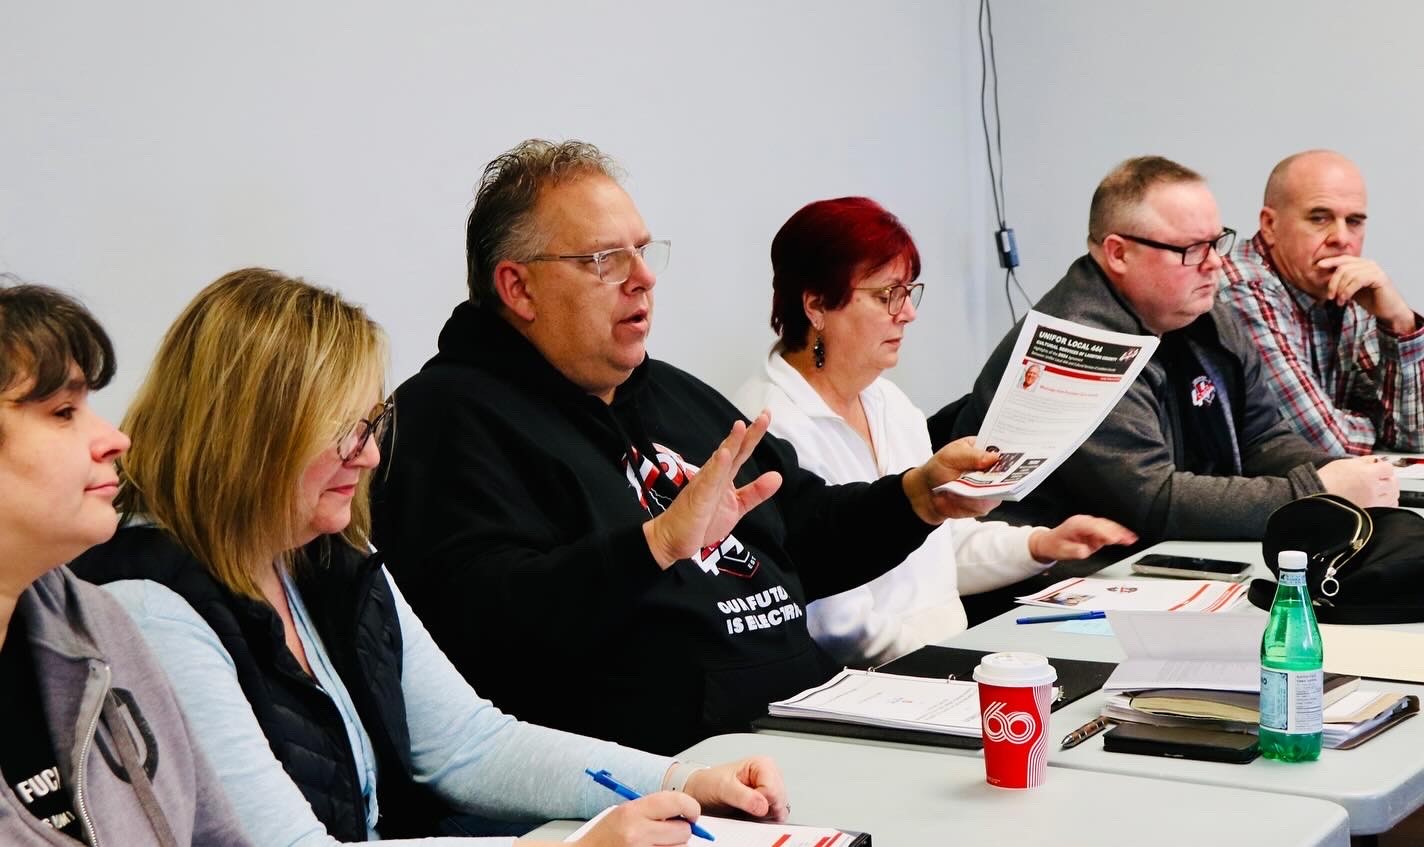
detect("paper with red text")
[1016,576,1247,614]
[566,806,859,846]
[938,310,1157,500]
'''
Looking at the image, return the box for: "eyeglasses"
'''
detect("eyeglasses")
[1118,228,1236,266]
[854,282,925,315]
[525,239,671,286]
[336,399,394,463]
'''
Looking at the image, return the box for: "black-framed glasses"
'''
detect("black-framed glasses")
[526,239,671,285]
[336,399,394,463]
[854,282,924,315]
[1118,228,1236,266]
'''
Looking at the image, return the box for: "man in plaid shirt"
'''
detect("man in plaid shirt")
[1220,150,1424,456]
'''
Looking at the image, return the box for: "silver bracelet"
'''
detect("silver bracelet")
[662,761,710,793]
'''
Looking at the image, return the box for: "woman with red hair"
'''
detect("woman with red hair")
[734,197,1135,666]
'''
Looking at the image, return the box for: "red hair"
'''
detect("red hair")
[769,197,921,351]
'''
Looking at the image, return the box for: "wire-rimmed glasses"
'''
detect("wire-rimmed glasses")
[336,399,394,463]
[526,239,671,285]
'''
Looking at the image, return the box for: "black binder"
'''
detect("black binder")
[752,646,1117,750]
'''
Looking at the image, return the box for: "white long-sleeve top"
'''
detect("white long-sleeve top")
[733,351,1051,666]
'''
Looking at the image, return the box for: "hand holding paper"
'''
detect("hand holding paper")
[563,790,705,847]
[902,437,1001,524]
[937,310,1158,501]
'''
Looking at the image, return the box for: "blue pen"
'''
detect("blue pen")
[1015,609,1106,624]
[585,769,716,841]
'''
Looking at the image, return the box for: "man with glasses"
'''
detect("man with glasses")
[1219,150,1424,456]
[941,155,1396,545]
[373,139,1000,755]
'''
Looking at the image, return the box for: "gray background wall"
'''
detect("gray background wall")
[4,1,1421,422]
[0,1,991,420]
[988,0,1424,311]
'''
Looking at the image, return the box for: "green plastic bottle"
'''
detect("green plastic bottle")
[1259,550,1323,761]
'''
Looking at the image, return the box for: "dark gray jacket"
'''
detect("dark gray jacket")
[0,567,251,847]
[946,254,1328,543]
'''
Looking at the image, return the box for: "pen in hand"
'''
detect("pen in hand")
[1061,717,1111,750]
[585,768,716,841]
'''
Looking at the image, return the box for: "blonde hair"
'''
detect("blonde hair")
[117,268,386,600]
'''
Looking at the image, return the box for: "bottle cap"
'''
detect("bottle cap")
[1278,550,1308,571]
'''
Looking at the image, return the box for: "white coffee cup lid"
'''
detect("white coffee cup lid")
[973,652,1057,687]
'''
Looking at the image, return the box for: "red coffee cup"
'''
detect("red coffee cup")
[973,652,1056,789]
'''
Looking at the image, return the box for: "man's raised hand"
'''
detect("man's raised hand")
[643,413,783,569]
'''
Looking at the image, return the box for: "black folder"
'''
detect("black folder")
[752,645,1117,750]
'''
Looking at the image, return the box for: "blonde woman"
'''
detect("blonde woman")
[72,269,787,846]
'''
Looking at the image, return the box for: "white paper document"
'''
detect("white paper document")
[1319,625,1424,683]
[566,806,859,846]
[1376,453,1424,480]
[938,310,1158,500]
[1101,611,1264,693]
[1016,576,1248,613]
[766,668,982,736]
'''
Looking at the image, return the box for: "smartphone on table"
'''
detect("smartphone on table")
[1102,723,1259,764]
[1129,554,1253,582]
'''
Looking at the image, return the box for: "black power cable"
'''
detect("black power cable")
[978,0,1033,323]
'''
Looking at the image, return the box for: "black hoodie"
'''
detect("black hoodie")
[373,303,933,754]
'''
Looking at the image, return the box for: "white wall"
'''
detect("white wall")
[0,1,995,420]
[986,0,1424,319]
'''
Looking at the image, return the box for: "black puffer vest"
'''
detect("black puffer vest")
[71,525,450,841]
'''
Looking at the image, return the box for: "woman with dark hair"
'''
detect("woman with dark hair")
[0,281,252,846]
[734,198,1136,666]
[72,269,787,846]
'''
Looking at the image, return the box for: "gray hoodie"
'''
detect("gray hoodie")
[0,566,253,846]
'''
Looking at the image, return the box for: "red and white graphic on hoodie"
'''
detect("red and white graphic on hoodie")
[623,443,761,579]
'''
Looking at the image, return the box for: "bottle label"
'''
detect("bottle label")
[1279,570,1307,587]
[1260,667,1323,733]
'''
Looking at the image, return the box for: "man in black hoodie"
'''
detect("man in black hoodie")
[373,139,997,755]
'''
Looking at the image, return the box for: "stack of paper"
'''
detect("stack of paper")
[1097,611,1259,735]
[1129,674,1358,722]
[1103,675,1361,736]
[1101,693,1257,735]
[1096,612,1418,749]
[1017,577,1247,614]
[1322,691,1420,749]
[766,669,982,736]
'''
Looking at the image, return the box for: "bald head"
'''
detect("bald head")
[1263,150,1363,208]
[1259,150,1368,296]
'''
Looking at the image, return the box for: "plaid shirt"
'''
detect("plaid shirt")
[1219,232,1424,455]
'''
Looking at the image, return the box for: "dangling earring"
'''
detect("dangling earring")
[812,332,826,369]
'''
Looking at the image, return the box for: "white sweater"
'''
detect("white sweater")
[733,351,1050,666]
